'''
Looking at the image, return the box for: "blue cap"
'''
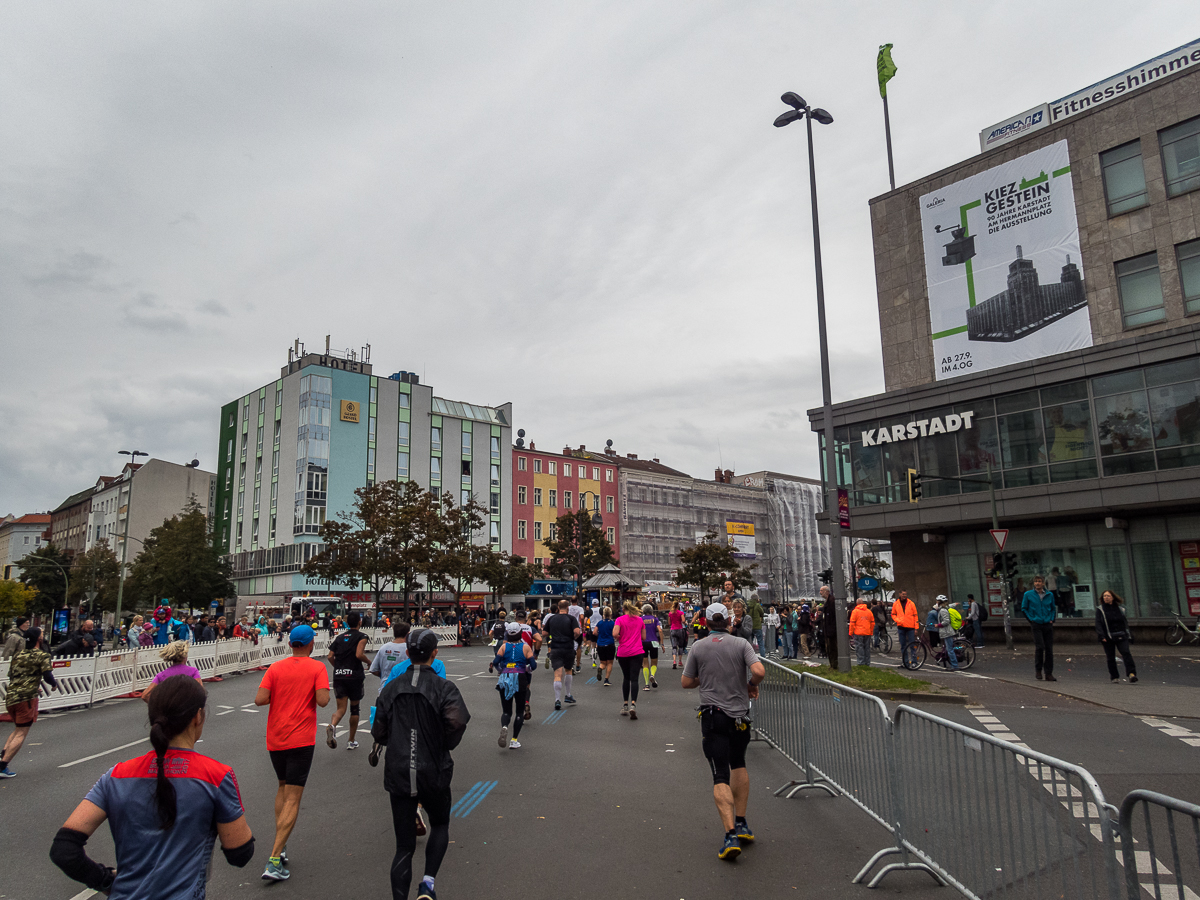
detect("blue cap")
[289,624,315,647]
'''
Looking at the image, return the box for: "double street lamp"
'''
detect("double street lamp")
[774,92,851,671]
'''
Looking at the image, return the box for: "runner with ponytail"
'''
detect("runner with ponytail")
[50,675,254,898]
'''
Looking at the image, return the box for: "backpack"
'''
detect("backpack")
[977,603,989,623]
[948,607,963,630]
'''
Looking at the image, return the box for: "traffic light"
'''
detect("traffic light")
[907,468,922,503]
[818,568,833,585]
[984,553,1001,578]
[1003,552,1018,579]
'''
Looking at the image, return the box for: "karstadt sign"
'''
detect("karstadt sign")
[861,411,976,447]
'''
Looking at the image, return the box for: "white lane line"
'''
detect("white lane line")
[68,889,97,900]
[1140,716,1200,748]
[60,738,150,769]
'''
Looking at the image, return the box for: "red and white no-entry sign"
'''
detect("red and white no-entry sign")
[990,529,1009,551]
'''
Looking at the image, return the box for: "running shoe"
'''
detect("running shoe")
[0,768,15,779]
[629,705,638,720]
[415,808,427,837]
[508,739,522,749]
[621,702,629,716]
[347,741,359,750]
[417,881,436,900]
[325,723,337,749]
[262,858,290,881]
[369,743,382,767]
[564,695,576,704]
[1130,675,1139,683]
[718,833,741,861]
[499,725,509,748]
[574,665,581,674]
[523,702,531,720]
[651,677,658,689]
[735,820,755,842]
[554,700,562,711]
[603,678,611,686]
[672,663,677,669]
[642,684,651,691]
[279,845,289,866]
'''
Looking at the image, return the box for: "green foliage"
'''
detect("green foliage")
[15,544,71,614]
[127,498,235,612]
[0,580,40,626]
[541,509,617,584]
[67,544,122,613]
[675,529,758,603]
[475,550,537,606]
[425,491,488,609]
[854,554,894,597]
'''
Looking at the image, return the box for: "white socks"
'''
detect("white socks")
[563,672,573,697]
[554,680,563,702]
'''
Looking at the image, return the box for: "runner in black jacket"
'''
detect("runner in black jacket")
[370,628,470,900]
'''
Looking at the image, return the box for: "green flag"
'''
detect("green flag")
[877,43,897,98]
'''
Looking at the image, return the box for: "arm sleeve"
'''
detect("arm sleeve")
[215,771,246,824]
[49,828,115,892]
[222,837,255,867]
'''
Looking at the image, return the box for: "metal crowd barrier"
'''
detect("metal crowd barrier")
[0,625,460,712]
[1119,790,1200,900]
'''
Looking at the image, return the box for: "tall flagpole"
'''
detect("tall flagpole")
[877,44,898,191]
[882,93,895,191]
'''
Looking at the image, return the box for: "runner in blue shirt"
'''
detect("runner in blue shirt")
[595,607,616,687]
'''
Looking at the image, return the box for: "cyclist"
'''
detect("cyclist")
[934,596,960,671]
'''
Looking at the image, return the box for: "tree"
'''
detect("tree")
[0,581,39,628]
[541,509,617,591]
[15,544,71,615]
[426,491,488,617]
[476,550,537,611]
[127,498,235,613]
[675,528,758,605]
[854,554,894,600]
[67,544,122,615]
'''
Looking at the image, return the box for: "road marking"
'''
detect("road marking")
[60,738,150,769]
[1139,716,1200,748]
[68,889,97,900]
[451,780,497,818]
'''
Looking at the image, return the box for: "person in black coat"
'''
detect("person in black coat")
[1096,590,1137,683]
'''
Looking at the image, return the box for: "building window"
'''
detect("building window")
[491,436,500,460]
[368,417,377,441]
[518,485,527,504]
[534,521,542,541]
[490,492,500,514]
[534,459,542,474]
[607,526,615,544]
[549,522,557,541]
[1116,252,1166,328]
[490,464,500,486]
[398,421,410,447]
[398,392,409,409]
[367,447,376,477]
[398,452,410,479]
[462,431,472,454]
[431,427,442,452]
[226,439,233,462]
[490,521,500,545]
[563,490,572,509]
[461,460,471,477]
[272,449,279,478]
[564,463,571,476]
[606,495,614,512]
[258,396,265,414]
[592,466,600,480]
[606,468,613,482]
[518,456,526,471]
[1160,116,1200,198]
[461,489,472,506]
[518,519,527,540]
[591,494,599,511]
[1100,140,1148,216]
[431,456,441,481]
[1179,239,1200,315]
[548,461,556,475]
[549,489,557,508]
[534,487,542,506]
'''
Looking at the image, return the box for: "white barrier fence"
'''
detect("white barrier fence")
[0,625,460,713]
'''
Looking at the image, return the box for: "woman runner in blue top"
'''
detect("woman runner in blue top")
[595,607,616,687]
[50,675,255,898]
[494,621,534,749]
[641,604,663,691]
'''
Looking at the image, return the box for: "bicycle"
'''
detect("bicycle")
[1164,613,1200,645]
[873,625,893,654]
[907,629,975,671]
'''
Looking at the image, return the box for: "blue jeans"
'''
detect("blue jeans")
[897,626,916,668]
[942,635,959,669]
[756,627,766,654]
[972,619,984,646]
[854,635,872,666]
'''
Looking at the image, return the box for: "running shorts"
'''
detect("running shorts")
[549,649,575,671]
[269,744,316,786]
[597,644,616,662]
[6,698,38,727]
[641,640,659,660]
[333,677,365,702]
[700,707,751,786]
[671,629,688,651]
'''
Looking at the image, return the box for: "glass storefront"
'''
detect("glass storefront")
[829,354,1200,507]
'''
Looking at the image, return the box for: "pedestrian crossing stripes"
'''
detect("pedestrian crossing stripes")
[542,708,567,725]
[451,780,497,818]
[1139,716,1200,748]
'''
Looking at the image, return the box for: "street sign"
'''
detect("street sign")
[857,576,880,592]
[210,601,219,608]
[85,590,98,603]
[989,529,1009,551]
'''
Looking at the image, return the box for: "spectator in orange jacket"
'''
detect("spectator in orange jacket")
[849,598,876,667]
[890,591,920,669]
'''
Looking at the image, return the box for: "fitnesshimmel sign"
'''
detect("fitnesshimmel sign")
[861,412,975,447]
[920,141,1091,382]
[979,38,1200,151]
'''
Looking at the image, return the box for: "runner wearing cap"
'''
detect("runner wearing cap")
[253,624,330,881]
[493,621,534,749]
[681,602,766,862]
[371,627,470,900]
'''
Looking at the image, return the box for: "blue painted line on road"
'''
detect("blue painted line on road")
[456,780,497,818]
[541,709,566,725]
[450,781,489,817]
[586,677,597,684]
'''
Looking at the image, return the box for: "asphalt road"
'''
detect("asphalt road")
[2,642,1198,900]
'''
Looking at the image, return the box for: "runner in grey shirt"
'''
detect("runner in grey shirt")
[681,602,765,862]
[369,622,410,694]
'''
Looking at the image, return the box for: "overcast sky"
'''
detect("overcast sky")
[3,2,1197,515]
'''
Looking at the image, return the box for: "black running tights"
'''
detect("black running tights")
[388,793,449,900]
[499,686,528,739]
[617,654,643,701]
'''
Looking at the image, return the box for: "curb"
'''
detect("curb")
[865,689,968,705]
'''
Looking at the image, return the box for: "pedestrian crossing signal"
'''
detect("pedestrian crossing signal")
[907,468,922,503]
[818,568,833,585]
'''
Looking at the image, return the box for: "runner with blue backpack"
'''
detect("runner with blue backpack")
[493,621,534,750]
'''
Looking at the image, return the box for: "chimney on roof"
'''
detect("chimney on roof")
[652,458,660,464]
[626,453,638,459]
[578,444,586,451]
[529,441,536,451]
[724,469,734,482]
[715,467,725,483]
[564,446,572,456]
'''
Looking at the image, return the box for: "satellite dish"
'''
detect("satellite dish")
[190,459,200,468]
[515,438,524,448]
[606,439,613,448]
[518,429,526,438]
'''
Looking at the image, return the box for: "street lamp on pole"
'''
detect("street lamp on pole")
[113,450,148,639]
[574,492,605,604]
[774,92,851,671]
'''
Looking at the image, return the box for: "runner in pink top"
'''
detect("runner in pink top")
[668,602,688,670]
[611,601,646,720]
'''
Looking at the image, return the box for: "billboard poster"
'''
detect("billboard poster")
[725,519,756,559]
[920,140,1091,382]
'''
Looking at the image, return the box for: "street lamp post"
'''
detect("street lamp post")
[113,450,148,641]
[774,92,851,671]
[574,492,605,605]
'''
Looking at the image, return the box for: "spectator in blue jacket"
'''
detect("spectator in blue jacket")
[1021,575,1057,682]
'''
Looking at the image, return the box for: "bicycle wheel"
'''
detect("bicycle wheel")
[953,640,976,669]
[1166,623,1185,645]
[906,641,928,670]
[879,630,893,654]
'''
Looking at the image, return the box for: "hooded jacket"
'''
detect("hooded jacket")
[371,663,470,796]
[1095,602,1129,641]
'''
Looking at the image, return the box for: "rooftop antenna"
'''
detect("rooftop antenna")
[325,334,331,355]
[717,438,724,468]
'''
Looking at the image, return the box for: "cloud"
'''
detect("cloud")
[197,299,230,316]
[122,292,189,333]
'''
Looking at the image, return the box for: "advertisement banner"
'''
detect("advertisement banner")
[725,519,756,559]
[920,140,1090,382]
